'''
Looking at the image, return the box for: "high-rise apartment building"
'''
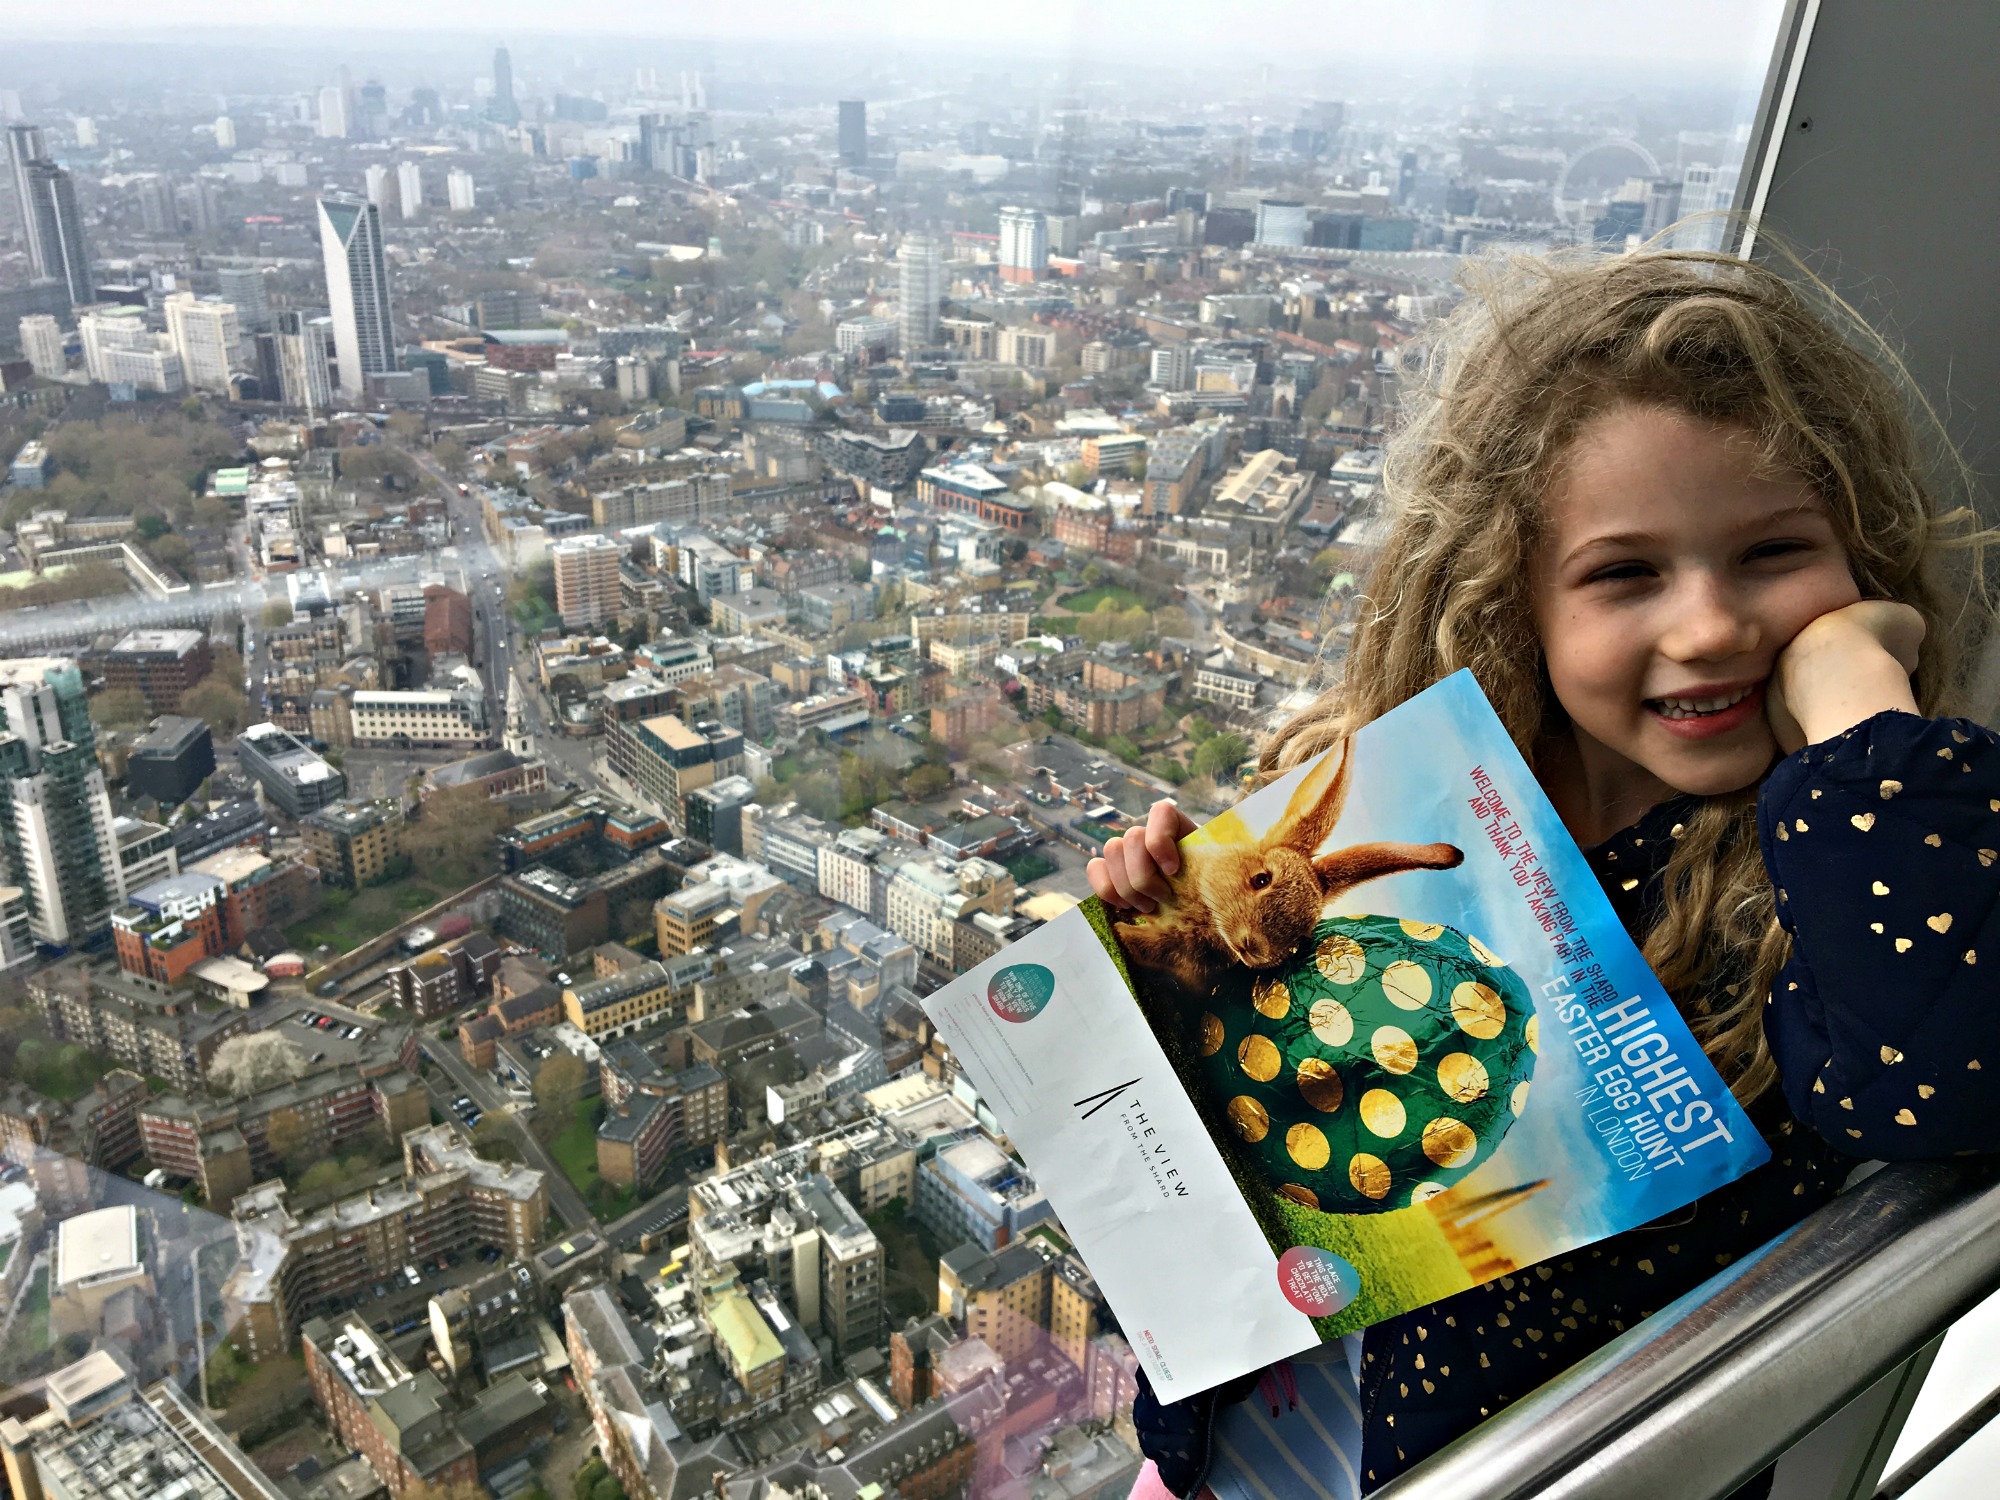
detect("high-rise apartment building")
[551,534,623,630]
[363,162,389,210]
[163,292,240,394]
[837,99,867,167]
[489,46,519,124]
[18,314,63,379]
[897,234,943,353]
[276,309,335,413]
[1254,198,1308,247]
[0,659,123,949]
[396,160,423,219]
[78,307,182,393]
[317,196,396,396]
[214,114,237,149]
[317,84,351,139]
[1150,342,1193,391]
[447,168,476,212]
[23,159,93,306]
[997,206,1048,283]
[216,264,272,333]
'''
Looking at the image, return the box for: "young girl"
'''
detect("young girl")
[1089,247,1994,1498]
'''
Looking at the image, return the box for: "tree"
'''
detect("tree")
[472,1113,522,1164]
[298,1159,348,1194]
[208,1032,310,1095]
[1152,605,1194,640]
[434,438,469,475]
[134,514,172,541]
[902,763,950,801]
[534,1053,586,1127]
[402,785,515,887]
[1061,461,1091,490]
[1191,731,1250,780]
[181,677,251,737]
[262,1109,310,1170]
[91,688,151,730]
[149,533,193,572]
[386,412,427,443]
[261,597,294,628]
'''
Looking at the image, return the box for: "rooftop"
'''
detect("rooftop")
[54,1204,140,1289]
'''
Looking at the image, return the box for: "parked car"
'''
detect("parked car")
[402,1265,422,1288]
[316,980,340,997]
[372,1283,388,1299]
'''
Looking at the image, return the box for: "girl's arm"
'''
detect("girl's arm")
[1761,706,2000,1158]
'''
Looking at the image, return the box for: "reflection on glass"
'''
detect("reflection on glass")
[0,5,1789,1499]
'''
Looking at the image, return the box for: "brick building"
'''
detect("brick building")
[103,629,212,714]
[422,584,474,656]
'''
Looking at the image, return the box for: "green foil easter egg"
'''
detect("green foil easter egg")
[1194,914,1537,1213]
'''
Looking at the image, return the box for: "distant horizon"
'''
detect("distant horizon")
[0,0,1785,73]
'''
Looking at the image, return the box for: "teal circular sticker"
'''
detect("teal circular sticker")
[988,963,1055,1023]
[1276,1246,1360,1317]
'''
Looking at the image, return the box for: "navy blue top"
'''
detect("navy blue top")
[1134,712,2000,1497]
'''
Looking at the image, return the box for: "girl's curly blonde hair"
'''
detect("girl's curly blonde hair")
[1261,245,1987,1104]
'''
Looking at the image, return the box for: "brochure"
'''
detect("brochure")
[922,670,1771,1401]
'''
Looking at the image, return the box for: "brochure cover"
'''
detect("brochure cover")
[923,670,1771,1401]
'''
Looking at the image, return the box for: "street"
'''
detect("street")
[418,1035,595,1232]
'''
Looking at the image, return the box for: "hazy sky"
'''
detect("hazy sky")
[5,0,1785,70]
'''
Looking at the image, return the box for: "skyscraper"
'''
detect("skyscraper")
[6,124,46,275]
[446,168,476,212]
[363,162,389,210]
[1254,199,1308,247]
[317,196,396,396]
[551,535,623,630]
[897,234,943,354]
[217,265,272,333]
[997,206,1047,283]
[18,313,64,379]
[0,658,124,949]
[838,100,867,168]
[164,291,240,394]
[396,160,423,219]
[317,84,351,140]
[277,309,335,414]
[214,115,237,149]
[490,46,519,124]
[25,160,93,306]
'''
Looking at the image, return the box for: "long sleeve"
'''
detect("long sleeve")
[1760,711,2000,1158]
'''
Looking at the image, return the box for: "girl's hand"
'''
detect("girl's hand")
[1087,799,1198,914]
[1768,600,1924,752]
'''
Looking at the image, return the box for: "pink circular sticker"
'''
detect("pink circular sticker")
[1276,1246,1361,1317]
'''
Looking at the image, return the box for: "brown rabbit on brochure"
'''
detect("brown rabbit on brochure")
[1109,739,1465,1000]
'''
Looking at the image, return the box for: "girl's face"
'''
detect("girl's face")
[1532,404,1861,819]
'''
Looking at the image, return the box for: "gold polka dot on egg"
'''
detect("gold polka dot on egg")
[1253,976,1291,1019]
[1371,1024,1419,1075]
[1316,932,1368,984]
[1198,1013,1225,1056]
[1360,1088,1407,1138]
[1227,1095,1270,1143]
[1349,1152,1393,1200]
[1238,1033,1282,1083]
[1295,1056,1345,1114]
[1287,1122,1332,1171]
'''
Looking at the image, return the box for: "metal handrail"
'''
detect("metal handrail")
[1370,1159,2000,1500]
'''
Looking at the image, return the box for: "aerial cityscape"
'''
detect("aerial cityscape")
[0,13,1781,1500]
